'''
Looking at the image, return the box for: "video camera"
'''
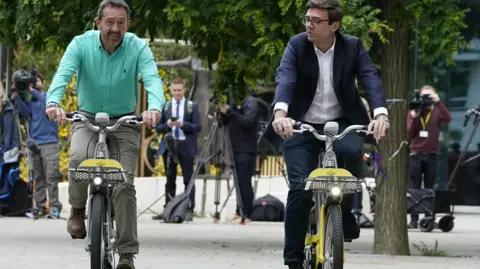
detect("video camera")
[12,68,38,101]
[409,89,433,111]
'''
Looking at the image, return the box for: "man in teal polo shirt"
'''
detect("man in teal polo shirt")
[45,1,164,268]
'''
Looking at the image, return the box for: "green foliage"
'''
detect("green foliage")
[0,0,17,46]
[339,0,392,50]
[407,0,470,65]
[13,45,63,83]
[161,0,390,100]
[7,0,98,51]
[0,0,470,99]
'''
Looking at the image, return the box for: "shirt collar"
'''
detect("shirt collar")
[173,97,186,104]
[96,30,125,52]
[314,37,336,55]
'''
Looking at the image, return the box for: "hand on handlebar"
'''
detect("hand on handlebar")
[141,110,161,129]
[272,116,296,139]
[367,116,389,140]
[45,105,67,124]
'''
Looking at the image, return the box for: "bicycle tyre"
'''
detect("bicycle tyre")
[323,205,343,269]
[90,193,106,269]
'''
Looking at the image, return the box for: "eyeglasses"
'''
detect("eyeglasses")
[304,16,329,27]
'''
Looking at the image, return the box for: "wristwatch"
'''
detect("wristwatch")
[47,102,59,107]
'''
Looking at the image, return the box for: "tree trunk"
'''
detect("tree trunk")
[373,0,411,256]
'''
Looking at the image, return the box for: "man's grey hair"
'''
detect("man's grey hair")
[97,0,131,20]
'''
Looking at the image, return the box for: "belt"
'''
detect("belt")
[78,109,136,120]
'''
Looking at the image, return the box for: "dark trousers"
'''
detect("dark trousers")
[280,118,362,265]
[353,191,363,211]
[164,142,195,209]
[408,153,437,221]
[233,151,256,218]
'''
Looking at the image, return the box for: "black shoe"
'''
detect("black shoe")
[408,220,418,229]
[343,211,360,240]
[288,263,302,269]
[152,214,164,220]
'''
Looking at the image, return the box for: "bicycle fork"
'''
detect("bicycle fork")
[314,194,347,267]
[84,192,116,255]
[314,193,326,266]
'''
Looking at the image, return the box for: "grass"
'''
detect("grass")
[412,240,448,257]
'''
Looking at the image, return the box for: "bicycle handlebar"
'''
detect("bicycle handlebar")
[292,122,368,141]
[65,111,143,132]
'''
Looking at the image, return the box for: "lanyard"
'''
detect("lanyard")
[420,108,433,130]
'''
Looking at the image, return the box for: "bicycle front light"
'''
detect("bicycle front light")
[93,176,103,185]
[331,186,341,196]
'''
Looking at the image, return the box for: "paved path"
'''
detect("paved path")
[0,213,479,269]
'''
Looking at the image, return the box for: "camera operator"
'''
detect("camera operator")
[220,92,260,224]
[11,70,62,219]
[0,80,20,209]
[407,85,451,229]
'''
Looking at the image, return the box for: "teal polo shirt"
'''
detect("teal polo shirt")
[46,30,165,117]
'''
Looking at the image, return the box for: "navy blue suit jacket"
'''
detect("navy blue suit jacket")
[156,99,201,158]
[263,31,387,144]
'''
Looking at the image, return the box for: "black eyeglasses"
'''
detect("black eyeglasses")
[304,16,329,27]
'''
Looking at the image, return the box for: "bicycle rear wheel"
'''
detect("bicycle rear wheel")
[323,205,343,269]
[89,193,106,269]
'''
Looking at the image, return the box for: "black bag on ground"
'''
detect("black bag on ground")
[251,194,285,222]
[162,152,197,224]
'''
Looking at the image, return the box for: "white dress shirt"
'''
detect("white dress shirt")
[274,39,388,123]
[172,97,186,140]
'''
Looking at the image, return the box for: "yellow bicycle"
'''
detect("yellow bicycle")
[293,122,366,269]
[66,111,142,269]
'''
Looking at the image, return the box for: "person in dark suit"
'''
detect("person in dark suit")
[155,78,201,221]
[219,94,260,224]
[263,1,390,268]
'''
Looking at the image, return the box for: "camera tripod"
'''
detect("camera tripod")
[253,123,289,198]
[446,104,480,189]
[195,112,244,222]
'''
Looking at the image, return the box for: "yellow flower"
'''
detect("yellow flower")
[59,128,68,138]
[159,69,167,78]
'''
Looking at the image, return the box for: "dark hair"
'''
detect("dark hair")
[97,0,131,20]
[306,0,343,24]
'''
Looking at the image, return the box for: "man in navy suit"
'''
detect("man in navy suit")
[263,1,390,268]
[155,78,201,221]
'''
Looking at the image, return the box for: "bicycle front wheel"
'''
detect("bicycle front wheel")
[323,205,343,269]
[90,193,106,269]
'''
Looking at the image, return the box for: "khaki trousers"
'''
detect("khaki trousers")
[68,120,140,254]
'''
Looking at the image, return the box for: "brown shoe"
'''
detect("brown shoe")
[67,207,86,238]
[117,253,135,269]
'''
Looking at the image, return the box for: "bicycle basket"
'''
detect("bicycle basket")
[68,159,126,184]
[304,168,362,193]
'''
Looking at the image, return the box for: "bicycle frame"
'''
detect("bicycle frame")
[66,111,142,269]
[84,113,115,255]
[295,122,366,268]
